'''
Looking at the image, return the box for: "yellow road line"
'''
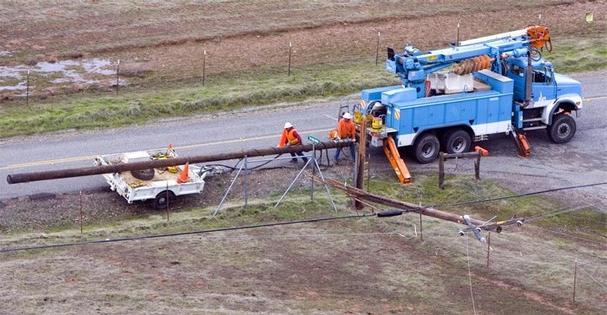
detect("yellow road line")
[0,127,332,171]
[585,95,607,102]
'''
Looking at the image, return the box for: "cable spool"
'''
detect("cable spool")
[452,55,494,75]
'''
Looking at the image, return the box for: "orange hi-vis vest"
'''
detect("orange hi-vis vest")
[278,128,300,147]
[337,118,356,139]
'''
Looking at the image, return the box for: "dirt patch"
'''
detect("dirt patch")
[0,219,603,314]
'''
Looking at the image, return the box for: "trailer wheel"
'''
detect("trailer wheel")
[153,190,175,210]
[413,133,440,163]
[548,113,576,144]
[443,129,472,154]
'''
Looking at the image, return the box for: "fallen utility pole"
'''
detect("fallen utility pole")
[7,140,353,184]
[320,177,522,233]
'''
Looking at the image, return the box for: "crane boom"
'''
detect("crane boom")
[386,26,551,95]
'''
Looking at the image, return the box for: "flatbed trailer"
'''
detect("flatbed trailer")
[94,150,207,208]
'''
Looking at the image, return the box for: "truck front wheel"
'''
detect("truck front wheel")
[548,113,576,144]
[414,133,440,163]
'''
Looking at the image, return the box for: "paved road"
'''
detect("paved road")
[1,71,606,206]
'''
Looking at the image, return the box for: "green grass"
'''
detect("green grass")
[368,173,606,239]
[0,62,397,137]
[4,175,603,248]
[1,36,606,138]
[550,36,607,73]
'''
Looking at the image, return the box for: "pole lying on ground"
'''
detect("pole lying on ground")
[7,141,353,184]
[319,177,520,232]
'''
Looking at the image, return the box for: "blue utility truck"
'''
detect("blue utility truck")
[359,26,582,163]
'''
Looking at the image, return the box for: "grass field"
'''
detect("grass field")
[1,175,604,314]
[1,0,605,137]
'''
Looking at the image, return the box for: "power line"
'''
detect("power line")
[441,181,607,208]
[0,213,374,254]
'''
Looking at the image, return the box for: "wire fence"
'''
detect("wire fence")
[2,30,390,104]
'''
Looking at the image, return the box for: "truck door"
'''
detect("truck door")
[510,64,527,103]
[531,67,556,104]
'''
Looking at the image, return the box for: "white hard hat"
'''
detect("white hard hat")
[284,122,293,129]
[343,112,353,120]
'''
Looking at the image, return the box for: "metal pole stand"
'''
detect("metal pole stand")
[275,150,337,212]
[213,159,245,216]
[438,151,482,189]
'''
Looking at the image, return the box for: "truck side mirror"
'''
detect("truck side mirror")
[387,47,395,61]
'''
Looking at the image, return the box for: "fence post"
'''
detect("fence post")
[438,152,445,189]
[375,31,381,65]
[202,50,207,86]
[288,41,292,76]
[25,69,30,106]
[115,59,121,94]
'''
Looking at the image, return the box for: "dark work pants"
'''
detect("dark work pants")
[334,142,356,161]
[289,149,308,163]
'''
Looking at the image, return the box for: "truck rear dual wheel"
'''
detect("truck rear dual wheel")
[413,133,440,164]
[548,113,576,144]
[413,129,472,163]
[443,129,472,154]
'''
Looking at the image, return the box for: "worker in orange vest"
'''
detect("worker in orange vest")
[334,112,356,162]
[278,122,308,163]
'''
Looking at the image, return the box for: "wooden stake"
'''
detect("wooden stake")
[165,182,170,221]
[419,212,423,241]
[438,152,445,189]
[79,190,83,234]
[475,154,481,180]
[486,232,491,268]
[572,257,578,303]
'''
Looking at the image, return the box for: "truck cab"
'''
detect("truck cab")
[506,53,582,142]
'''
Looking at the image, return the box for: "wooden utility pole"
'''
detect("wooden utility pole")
[7,141,353,184]
[354,118,367,209]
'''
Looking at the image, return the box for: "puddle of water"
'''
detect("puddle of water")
[0,58,120,93]
[82,58,115,76]
[0,81,26,92]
